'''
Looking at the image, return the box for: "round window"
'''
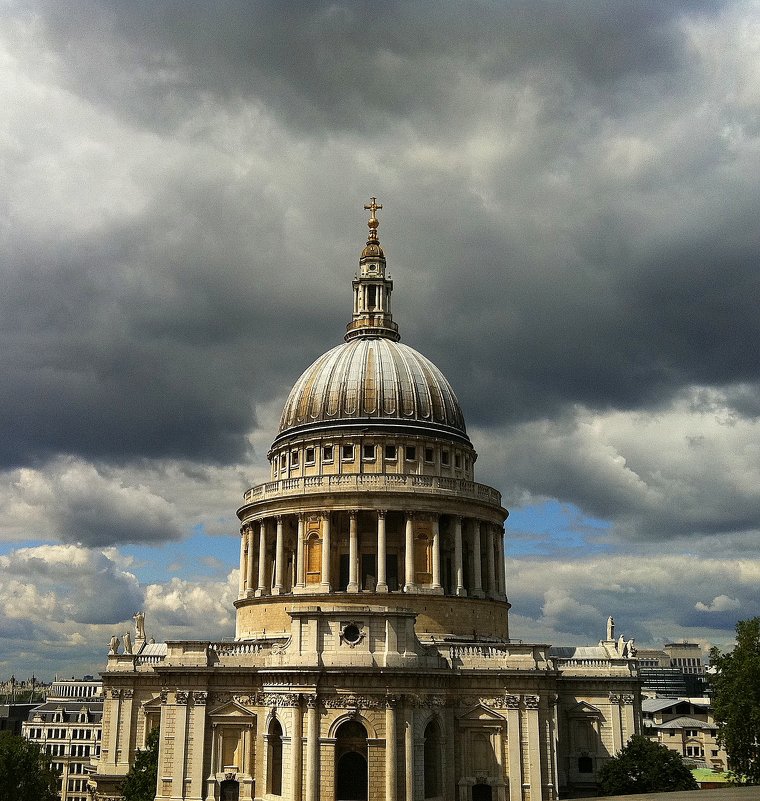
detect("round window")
[342,624,361,645]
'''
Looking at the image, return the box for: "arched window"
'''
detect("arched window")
[305,532,322,584]
[268,719,283,795]
[424,718,442,798]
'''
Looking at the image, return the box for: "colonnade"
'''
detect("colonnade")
[238,510,507,600]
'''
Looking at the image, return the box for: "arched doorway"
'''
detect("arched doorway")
[219,779,239,801]
[335,719,368,801]
[472,783,492,801]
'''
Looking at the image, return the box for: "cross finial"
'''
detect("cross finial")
[364,196,382,232]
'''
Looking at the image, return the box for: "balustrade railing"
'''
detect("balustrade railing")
[242,474,501,506]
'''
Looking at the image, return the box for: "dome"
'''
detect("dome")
[274,337,469,446]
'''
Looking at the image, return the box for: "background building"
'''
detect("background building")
[22,677,103,801]
[90,202,640,801]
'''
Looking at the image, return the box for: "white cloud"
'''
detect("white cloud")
[695,595,741,613]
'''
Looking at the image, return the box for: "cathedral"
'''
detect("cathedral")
[90,200,639,801]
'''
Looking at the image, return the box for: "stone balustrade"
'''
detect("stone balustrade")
[242,473,502,506]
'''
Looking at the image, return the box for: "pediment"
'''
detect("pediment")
[458,703,507,722]
[142,695,162,711]
[208,700,257,720]
[566,701,602,718]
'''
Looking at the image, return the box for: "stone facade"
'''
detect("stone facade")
[89,199,639,801]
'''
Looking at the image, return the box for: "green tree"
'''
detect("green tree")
[121,726,160,801]
[710,616,760,784]
[597,734,698,796]
[0,731,57,801]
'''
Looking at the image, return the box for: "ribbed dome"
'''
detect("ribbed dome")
[274,338,469,446]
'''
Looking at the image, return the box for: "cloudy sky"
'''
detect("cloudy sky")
[2,0,760,679]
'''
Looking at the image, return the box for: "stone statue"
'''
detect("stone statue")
[618,634,626,656]
[627,638,636,657]
[133,611,145,640]
[123,631,133,655]
[108,635,120,655]
[606,615,614,641]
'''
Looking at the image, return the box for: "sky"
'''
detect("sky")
[1,0,760,679]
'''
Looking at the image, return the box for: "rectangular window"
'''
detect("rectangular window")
[323,445,334,462]
[305,447,315,464]
[384,444,397,460]
[362,444,376,460]
[455,453,462,468]
[280,453,287,471]
[342,444,355,461]
[465,456,470,470]
[405,445,416,461]
[424,447,434,462]
[290,449,299,467]
[441,449,450,466]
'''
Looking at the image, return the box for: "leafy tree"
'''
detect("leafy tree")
[597,734,698,795]
[0,731,57,801]
[710,616,760,784]
[121,726,160,801]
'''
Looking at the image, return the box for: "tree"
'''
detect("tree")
[710,616,760,784]
[121,726,160,801]
[0,731,57,801]
[597,734,698,796]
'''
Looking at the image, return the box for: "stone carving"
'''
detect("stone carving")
[504,695,521,709]
[622,694,635,705]
[607,615,614,640]
[123,632,132,655]
[194,691,208,705]
[263,693,300,708]
[233,693,264,706]
[133,612,145,640]
[160,689,168,704]
[323,694,384,710]
[109,688,121,700]
[108,635,120,655]
[123,689,134,699]
[176,690,189,705]
[524,695,540,709]
[609,693,621,704]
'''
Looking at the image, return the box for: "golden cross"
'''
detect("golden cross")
[364,196,382,225]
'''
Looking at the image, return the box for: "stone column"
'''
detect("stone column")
[305,695,319,801]
[431,516,442,590]
[487,524,497,597]
[454,515,465,596]
[245,526,255,594]
[171,692,189,801]
[206,723,218,798]
[506,696,522,801]
[404,513,415,592]
[348,510,359,592]
[321,514,331,591]
[472,520,484,598]
[376,510,388,593]
[296,514,306,589]
[497,527,506,597]
[291,697,303,801]
[386,698,398,801]
[238,529,247,597]
[273,516,285,594]
[256,519,267,596]
[404,701,414,801]
[609,694,623,752]
[525,695,542,800]
[189,692,207,797]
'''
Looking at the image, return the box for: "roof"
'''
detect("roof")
[656,715,712,730]
[275,338,469,446]
[27,699,103,723]
[642,697,711,713]
[550,645,611,660]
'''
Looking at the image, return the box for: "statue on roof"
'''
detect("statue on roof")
[133,611,145,640]
[108,635,120,655]
[123,631,133,655]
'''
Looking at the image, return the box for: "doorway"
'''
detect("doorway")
[472,783,492,801]
[335,720,368,801]
[219,779,239,801]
